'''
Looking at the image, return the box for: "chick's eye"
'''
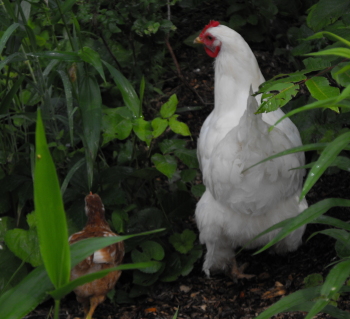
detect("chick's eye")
[207,35,213,41]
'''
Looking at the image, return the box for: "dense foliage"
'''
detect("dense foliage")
[0,0,350,318]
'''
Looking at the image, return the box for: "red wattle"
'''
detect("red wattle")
[205,46,220,58]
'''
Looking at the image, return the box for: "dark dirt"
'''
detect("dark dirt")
[27,31,350,319]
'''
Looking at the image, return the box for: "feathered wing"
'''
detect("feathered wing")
[205,91,305,216]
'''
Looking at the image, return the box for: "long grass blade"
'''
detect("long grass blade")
[0,23,20,55]
[34,109,70,289]
[254,198,350,254]
[78,75,102,189]
[60,158,85,196]
[300,131,350,200]
[0,75,25,115]
[103,61,141,118]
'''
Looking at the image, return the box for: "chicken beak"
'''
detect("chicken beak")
[194,36,203,44]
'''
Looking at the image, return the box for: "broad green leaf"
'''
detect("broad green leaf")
[305,76,340,101]
[133,118,152,146]
[5,212,42,267]
[169,230,196,254]
[305,260,350,319]
[191,184,205,197]
[254,198,350,254]
[180,169,197,182]
[304,274,323,288]
[332,62,350,87]
[0,217,15,241]
[307,0,349,31]
[35,109,70,289]
[174,148,199,168]
[160,94,178,118]
[0,23,20,55]
[151,153,177,178]
[169,115,191,136]
[102,108,133,144]
[133,267,164,286]
[103,61,141,118]
[301,132,350,200]
[79,75,102,189]
[255,286,322,319]
[78,47,105,82]
[257,83,299,113]
[131,241,165,273]
[0,230,163,319]
[159,139,187,154]
[151,117,168,138]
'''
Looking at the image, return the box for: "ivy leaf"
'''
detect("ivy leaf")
[174,148,199,168]
[133,118,153,146]
[169,230,196,254]
[180,169,197,182]
[305,76,340,101]
[102,108,133,144]
[191,184,206,197]
[159,139,187,154]
[151,117,168,138]
[169,115,191,136]
[131,241,165,273]
[4,213,42,267]
[332,62,350,87]
[160,94,178,119]
[151,153,177,179]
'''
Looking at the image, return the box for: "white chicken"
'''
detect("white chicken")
[194,21,307,277]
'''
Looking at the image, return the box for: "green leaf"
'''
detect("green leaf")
[102,108,133,144]
[254,198,350,254]
[151,117,168,138]
[57,70,74,146]
[5,213,42,267]
[0,248,28,294]
[304,274,324,288]
[301,132,350,200]
[34,109,70,289]
[131,241,165,273]
[0,75,25,115]
[332,62,350,87]
[174,148,199,168]
[151,153,177,178]
[169,230,196,254]
[169,115,191,136]
[257,83,299,113]
[60,158,85,196]
[160,94,178,118]
[133,118,152,146]
[180,169,197,182]
[159,139,187,154]
[305,260,350,319]
[306,76,340,101]
[191,184,205,197]
[0,23,20,56]
[79,75,102,189]
[27,51,81,61]
[78,47,106,82]
[306,48,350,59]
[103,61,141,118]
[255,286,322,319]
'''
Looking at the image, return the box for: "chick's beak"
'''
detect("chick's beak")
[194,36,203,44]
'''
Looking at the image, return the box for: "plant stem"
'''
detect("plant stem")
[54,299,60,319]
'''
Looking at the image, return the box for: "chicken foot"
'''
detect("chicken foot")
[229,257,255,281]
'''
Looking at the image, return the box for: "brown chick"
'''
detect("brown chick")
[69,192,124,319]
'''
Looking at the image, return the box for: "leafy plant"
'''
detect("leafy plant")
[249,1,350,317]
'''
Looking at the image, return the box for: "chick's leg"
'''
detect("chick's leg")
[229,257,255,280]
[85,295,105,319]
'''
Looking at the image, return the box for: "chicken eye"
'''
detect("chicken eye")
[207,35,213,41]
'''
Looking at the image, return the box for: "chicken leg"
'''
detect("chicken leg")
[229,257,255,281]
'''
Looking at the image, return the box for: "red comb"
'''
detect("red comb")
[200,20,220,38]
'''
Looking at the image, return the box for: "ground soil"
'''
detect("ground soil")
[27,27,350,319]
